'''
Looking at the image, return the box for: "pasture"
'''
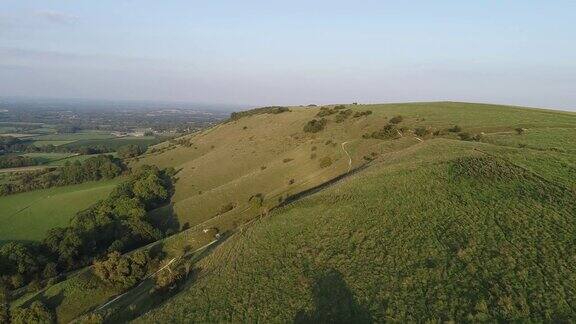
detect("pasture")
[0,179,121,243]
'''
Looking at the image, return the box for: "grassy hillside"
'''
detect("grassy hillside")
[136,102,575,233]
[16,102,576,322]
[139,140,576,322]
[0,179,121,243]
[135,102,576,322]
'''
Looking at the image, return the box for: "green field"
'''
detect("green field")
[31,132,115,142]
[21,152,77,164]
[12,102,576,322]
[63,136,161,150]
[0,179,121,243]
[31,140,75,147]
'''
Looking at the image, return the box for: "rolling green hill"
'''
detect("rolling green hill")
[11,102,576,322]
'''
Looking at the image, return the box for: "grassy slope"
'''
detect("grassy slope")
[0,179,121,243]
[139,137,576,322]
[24,102,576,322]
[137,102,575,231]
[133,102,576,322]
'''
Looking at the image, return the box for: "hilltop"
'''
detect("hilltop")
[8,102,576,322]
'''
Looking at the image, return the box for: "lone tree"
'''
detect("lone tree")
[515,127,525,135]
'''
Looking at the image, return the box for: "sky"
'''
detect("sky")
[0,0,575,110]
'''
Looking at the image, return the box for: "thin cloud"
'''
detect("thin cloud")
[34,10,79,25]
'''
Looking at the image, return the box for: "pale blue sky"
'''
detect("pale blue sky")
[1,0,575,109]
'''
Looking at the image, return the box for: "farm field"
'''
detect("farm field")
[0,179,121,243]
[21,152,78,164]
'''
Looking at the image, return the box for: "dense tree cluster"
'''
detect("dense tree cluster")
[0,165,174,293]
[9,301,55,324]
[0,155,125,196]
[94,250,151,289]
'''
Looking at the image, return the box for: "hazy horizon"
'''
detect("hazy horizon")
[1,1,575,111]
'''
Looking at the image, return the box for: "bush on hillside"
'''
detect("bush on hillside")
[414,127,431,137]
[353,110,372,118]
[304,118,328,133]
[448,125,462,132]
[117,144,145,159]
[218,202,236,214]
[366,124,402,140]
[335,109,353,123]
[458,132,483,141]
[229,106,290,121]
[316,107,337,117]
[389,115,403,124]
[515,127,525,135]
[319,157,333,168]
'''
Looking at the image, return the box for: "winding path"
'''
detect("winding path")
[94,239,219,312]
[341,141,352,173]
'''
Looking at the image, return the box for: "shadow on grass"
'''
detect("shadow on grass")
[147,203,180,235]
[279,164,370,208]
[294,268,372,324]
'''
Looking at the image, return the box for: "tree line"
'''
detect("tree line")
[0,155,125,196]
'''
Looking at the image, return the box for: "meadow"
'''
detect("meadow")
[0,179,121,243]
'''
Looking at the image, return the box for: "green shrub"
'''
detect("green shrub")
[367,124,401,140]
[414,127,430,137]
[458,132,482,141]
[304,118,328,133]
[353,110,372,118]
[335,109,353,123]
[229,106,289,121]
[218,202,236,214]
[515,127,525,135]
[448,125,462,132]
[389,115,403,124]
[316,107,336,117]
[319,157,333,168]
